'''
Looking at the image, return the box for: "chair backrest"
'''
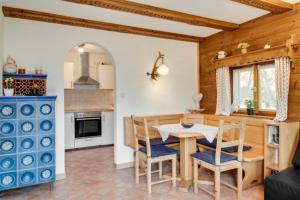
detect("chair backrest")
[215,119,246,165]
[131,115,157,158]
[182,114,204,124]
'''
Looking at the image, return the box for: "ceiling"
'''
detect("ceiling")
[2,0,300,38]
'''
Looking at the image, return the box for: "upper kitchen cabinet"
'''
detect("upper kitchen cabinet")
[98,64,114,89]
[64,62,74,89]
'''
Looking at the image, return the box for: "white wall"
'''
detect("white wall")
[0,0,3,91]
[3,18,198,175]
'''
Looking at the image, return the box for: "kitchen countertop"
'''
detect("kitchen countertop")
[65,107,114,113]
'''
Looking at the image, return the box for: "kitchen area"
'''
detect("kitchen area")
[64,43,114,150]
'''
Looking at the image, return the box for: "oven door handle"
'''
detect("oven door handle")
[75,118,101,121]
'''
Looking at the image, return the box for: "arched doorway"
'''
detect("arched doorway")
[63,42,115,156]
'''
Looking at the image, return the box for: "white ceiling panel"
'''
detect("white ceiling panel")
[2,0,299,38]
[130,0,269,24]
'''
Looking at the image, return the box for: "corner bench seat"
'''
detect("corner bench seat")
[138,136,179,147]
[197,138,252,153]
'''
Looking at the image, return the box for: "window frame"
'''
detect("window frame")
[231,61,276,116]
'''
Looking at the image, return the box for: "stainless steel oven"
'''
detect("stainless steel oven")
[75,112,102,139]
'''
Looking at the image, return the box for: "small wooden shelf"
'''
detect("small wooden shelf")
[267,143,279,149]
[213,34,299,69]
[264,122,300,178]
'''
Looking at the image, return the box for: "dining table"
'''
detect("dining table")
[153,123,219,192]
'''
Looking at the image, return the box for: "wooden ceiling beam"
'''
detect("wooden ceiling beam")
[231,0,293,13]
[2,6,203,43]
[63,0,239,31]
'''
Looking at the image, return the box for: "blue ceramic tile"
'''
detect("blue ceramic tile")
[18,169,37,187]
[0,138,16,155]
[0,172,17,191]
[38,151,55,167]
[0,97,56,192]
[38,134,55,151]
[18,136,37,153]
[0,120,17,137]
[18,102,36,119]
[38,166,55,183]
[18,119,37,135]
[18,153,37,170]
[0,155,16,172]
[37,101,55,118]
[0,103,16,119]
[38,119,55,134]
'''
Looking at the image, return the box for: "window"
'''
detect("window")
[258,64,276,110]
[232,62,276,112]
[233,67,254,109]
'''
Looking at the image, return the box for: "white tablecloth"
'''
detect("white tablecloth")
[154,124,219,143]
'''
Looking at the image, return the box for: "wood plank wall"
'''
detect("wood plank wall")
[199,3,300,120]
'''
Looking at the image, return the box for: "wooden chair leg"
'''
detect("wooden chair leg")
[158,161,163,179]
[172,158,176,187]
[214,169,220,200]
[237,166,243,200]
[147,159,152,194]
[193,159,198,194]
[135,151,139,184]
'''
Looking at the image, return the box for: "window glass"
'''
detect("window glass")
[233,67,254,109]
[258,64,276,110]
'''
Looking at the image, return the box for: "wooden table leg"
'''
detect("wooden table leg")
[179,137,197,192]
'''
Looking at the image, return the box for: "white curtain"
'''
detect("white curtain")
[274,57,290,122]
[216,67,231,115]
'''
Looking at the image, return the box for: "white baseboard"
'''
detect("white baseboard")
[115,161,134,169]
[56,173,66,180]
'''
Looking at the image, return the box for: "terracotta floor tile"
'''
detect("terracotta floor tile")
[0,146,264,200]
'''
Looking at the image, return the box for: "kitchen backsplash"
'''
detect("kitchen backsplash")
[64,89,113,109]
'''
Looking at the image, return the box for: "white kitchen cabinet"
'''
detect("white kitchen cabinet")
[99,65,114,89]
[101,111,114,145]
[64,62,74,89]
[65,112,75,149]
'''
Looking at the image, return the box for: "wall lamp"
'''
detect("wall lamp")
[146,52,169,80]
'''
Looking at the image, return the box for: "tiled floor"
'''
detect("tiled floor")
[1,146,264,200]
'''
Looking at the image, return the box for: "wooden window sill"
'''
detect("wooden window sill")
[231,113,274,120]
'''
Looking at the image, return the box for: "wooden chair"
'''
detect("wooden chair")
[132,116,178,194]
[192,119,246,200]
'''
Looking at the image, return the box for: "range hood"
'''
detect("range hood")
[73,52,100,90]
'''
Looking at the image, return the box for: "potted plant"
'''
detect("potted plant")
[245,99,256,115]
[238,42,250,54]
[3,77,15,96]
[30,83,41,96]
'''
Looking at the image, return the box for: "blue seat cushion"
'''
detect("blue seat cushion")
[138,136,179,147]
[139,145,178,158]
[191,150,237,165]
[197,138,252,153]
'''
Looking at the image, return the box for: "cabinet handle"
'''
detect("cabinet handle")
[102,113,105,121]
[71,115,74,123]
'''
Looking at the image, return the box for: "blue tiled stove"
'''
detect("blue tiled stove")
[0,96,56,191]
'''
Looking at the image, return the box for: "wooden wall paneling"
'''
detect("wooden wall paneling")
[231,0,293,13]
[64,0,239,31]
[2,6,203,43]
[199,3,300,119]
